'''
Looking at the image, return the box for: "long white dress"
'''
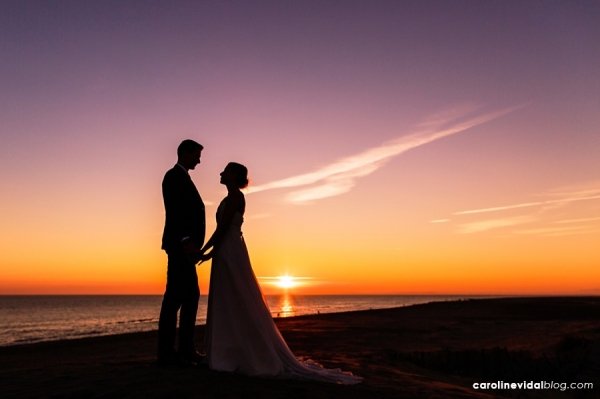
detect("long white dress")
[205,201,362,384]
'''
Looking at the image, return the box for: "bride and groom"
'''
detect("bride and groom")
[157,139,361,384]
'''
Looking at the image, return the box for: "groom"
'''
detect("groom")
[158,139,206,366]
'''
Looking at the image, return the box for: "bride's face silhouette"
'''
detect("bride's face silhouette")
[219,167,234,186]
[220,162,248,189]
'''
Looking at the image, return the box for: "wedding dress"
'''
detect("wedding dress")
[204,201,362,384]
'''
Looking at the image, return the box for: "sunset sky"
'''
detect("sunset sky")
[1,1,599,295]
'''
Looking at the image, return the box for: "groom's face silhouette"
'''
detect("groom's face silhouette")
[179,149,202,171]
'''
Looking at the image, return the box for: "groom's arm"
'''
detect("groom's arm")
[163,171,192,248]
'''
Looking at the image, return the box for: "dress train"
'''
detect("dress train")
[205,210,362,384]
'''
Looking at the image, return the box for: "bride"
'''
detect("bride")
[199,162,362,384]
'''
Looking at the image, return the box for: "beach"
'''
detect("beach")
[1,297,598,398]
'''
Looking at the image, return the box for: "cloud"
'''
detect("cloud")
[248,104,523,204]
[436,181,600,236]
[513,225,600,237]
[453,201,544,216]
[457,216,535,234]
[246,213,271,220]
[285,162,381,204]
[452,181,600,217]
[454,195,600,216]
[553,217,600,224]
[430,219,451,224]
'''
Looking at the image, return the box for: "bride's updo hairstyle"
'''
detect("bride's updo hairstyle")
[227,162,249,189]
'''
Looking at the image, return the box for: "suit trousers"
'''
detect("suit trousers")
[157,250,200,358]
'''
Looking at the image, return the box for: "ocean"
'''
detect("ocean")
[0,295,484,346]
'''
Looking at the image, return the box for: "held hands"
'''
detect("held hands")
[195,241,215,265]
[197,248,213,265]
[198,252,212,264]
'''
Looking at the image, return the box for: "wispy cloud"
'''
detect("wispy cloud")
[453,195,600,216]
[453,201,544,216]
[248,105,523,204]
[457,216,535,234]
[513,225,600,237]
[452,181,600,217]
[245,213,271,221]
[434,181,600,237]
[553,217,600,224]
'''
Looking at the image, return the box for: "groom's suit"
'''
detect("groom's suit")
[158,164,205,360]
[161,164,205,252]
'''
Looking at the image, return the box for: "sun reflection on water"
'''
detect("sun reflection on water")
[274,291,295,318]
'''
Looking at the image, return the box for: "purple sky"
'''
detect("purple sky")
[1,1,599,294]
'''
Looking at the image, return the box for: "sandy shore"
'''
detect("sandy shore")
[1,297,599,398]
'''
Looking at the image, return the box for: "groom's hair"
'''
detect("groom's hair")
[177,139,203,156]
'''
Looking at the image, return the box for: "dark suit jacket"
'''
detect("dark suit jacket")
[161,165,205,252]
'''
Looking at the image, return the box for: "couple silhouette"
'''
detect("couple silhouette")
[157,139,361,384]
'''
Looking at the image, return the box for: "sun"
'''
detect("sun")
[260,274,313,292]
[275,275,296,289]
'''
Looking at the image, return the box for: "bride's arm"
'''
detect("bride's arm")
[201,193,244,258]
